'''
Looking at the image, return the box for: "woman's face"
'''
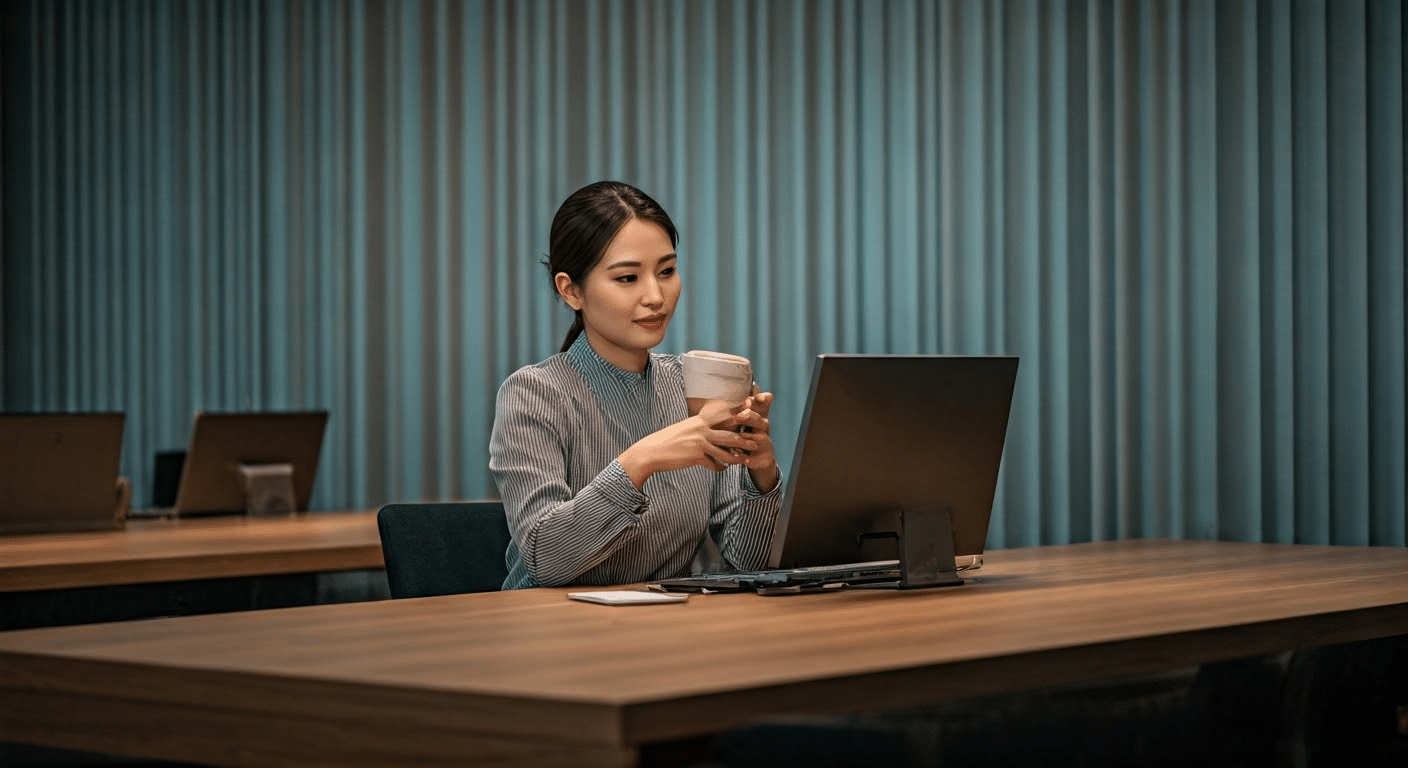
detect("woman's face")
[556,217,680,373]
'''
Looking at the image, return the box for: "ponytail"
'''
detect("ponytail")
[559,312,585,353]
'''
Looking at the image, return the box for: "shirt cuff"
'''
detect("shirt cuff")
[741,466,784,499]
[596,459,650,514]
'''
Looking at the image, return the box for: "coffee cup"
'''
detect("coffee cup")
[680,350,754,417]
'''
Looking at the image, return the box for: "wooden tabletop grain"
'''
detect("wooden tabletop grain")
[0,509,384,591]
[1,539,1406,767]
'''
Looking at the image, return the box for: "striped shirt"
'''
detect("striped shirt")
[489,334,783,589]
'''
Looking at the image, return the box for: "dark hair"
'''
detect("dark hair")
[547,181,679,352]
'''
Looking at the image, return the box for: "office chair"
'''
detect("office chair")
[376,501,512,598]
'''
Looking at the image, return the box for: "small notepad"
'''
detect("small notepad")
[567,590,689,606]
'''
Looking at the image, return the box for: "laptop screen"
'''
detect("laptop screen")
[173,411,329,516]
[767,355,1019,570]
[0,413,126,534]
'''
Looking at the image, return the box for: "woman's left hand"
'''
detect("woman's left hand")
[734,385,779,493]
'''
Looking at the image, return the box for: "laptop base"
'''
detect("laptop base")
[650,506,966,594]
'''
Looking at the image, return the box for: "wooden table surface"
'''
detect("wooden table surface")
[0,509,383,592]
[2,539,1406,767]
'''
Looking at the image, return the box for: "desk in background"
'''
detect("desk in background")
[0,510,386,630]
[2,539,1406,767]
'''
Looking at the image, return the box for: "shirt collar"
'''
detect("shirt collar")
[567,333,653,385]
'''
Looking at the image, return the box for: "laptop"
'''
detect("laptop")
[173,411,329,516]
[0,413,128,535]
[651,354,1019,593]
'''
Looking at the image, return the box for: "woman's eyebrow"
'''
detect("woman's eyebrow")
[604,253,677,271]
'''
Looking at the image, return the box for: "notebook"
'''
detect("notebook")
[650,354,1019,593]
[0,413,128,535]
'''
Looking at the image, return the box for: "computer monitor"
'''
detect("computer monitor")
[172,411,329,517]
[767,354,1019,574]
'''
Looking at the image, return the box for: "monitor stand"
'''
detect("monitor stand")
[237,462,297,517]
[862,505,965,588]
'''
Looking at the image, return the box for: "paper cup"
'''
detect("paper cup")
[680,350,753,416]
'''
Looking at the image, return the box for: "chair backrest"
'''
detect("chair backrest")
[376,501,512,599]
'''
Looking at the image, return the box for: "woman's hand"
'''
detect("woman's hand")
[618,404,759,489]
[735,386,780,493]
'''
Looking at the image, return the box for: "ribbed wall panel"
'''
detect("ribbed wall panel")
[1,0,1403,547]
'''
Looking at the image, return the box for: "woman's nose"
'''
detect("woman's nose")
[642,277,664,307]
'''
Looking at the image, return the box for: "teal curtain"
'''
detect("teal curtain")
[2,0,1403,547]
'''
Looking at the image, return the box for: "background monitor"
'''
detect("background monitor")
[768,355,1019,570]
[173,411,329,516]
[0,413,127,534]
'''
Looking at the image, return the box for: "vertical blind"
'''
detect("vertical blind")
[2,0,1403,547]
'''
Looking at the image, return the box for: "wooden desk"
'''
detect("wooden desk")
[0,509,383,592]
[2,540,1406,767]
[0,510,385,630]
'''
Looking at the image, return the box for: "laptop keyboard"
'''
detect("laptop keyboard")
[651,560,902,592]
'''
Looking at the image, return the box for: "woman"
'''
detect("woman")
[489,181,783,589]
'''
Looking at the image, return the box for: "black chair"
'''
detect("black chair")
[376,501,512,598]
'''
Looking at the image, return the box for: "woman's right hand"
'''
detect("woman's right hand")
[618,403,757,489]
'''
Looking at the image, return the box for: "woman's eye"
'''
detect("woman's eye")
[659,267,676,277]
[614,274,637,283]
